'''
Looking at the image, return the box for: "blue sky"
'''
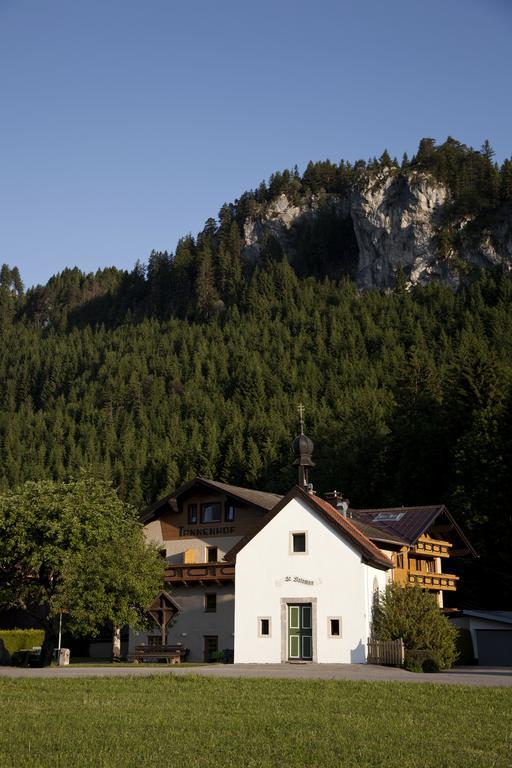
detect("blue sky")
[1,0,511,287]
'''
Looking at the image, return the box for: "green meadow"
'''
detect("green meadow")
[0,676,510,768]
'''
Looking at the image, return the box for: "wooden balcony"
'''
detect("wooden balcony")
[412,538,452,558]
[407,571,459,591]
[165,562,235,584]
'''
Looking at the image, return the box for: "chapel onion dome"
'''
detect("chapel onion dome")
[292,432,315,468]
[293,404,315,487]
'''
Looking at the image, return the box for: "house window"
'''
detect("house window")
[291,532,307,554]
[204,593,217,612]
[258,618,271,637]
[188,504,198,525]
[396,553,404,569]
[225,504,235,522]
[328,618,342,638]
[206,546,218,563]
[201,503,221,523]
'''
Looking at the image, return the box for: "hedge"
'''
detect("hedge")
[404,649,442,673]
[0,629,44,664]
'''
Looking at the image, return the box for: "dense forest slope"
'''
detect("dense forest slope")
[1,137,512,606]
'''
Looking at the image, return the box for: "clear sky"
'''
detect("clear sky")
[1,0,511,287]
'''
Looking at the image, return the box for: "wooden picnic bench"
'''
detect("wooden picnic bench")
[128,644,189,664]
[14,647,42,667]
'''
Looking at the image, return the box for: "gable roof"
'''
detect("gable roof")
[226,486,393,570]
[349,505,477,556]
[140,476,282,524]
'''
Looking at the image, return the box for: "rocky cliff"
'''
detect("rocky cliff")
[241,170,512,289]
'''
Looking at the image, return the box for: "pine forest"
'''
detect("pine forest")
[1,137,511,606]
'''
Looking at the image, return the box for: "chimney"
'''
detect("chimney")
[325,490,349,518]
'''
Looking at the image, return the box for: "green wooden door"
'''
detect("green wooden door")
[288,604,312,660]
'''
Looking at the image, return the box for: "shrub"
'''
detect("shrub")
[0,629,44,664]
[372,584,458,669]
[454,627,476,665]
[405,650,441,673]
[422,657,441,673]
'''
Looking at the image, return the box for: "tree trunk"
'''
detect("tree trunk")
[39,621,58,667]
[112,625,121,662]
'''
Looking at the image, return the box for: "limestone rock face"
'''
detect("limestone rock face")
[241,173,512,289]
[350,172,451,289]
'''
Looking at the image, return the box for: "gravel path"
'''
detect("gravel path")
[1,663,511,687]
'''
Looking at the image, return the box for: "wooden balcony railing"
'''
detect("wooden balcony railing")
[165,562,235,584]
[407,571,459,591]
[412,539,452,558]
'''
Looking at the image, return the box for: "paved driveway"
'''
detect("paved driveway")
[1,663,511,687]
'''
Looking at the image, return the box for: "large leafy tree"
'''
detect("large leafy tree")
[0,476,164,665]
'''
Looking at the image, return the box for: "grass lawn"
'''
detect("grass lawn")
[0,676,510,768]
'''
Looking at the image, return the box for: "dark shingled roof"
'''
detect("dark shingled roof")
[349,505,445,545]
[348,504,476,555]
[140,476,282,524]
[349,518,408,547]
[226,486,393,571]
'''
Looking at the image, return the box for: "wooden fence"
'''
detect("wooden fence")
[367,638,405,667]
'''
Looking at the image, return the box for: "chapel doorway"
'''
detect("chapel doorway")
[288,603,312,660]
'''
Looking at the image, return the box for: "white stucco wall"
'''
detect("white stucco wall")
[143,520,239,564]
[234,496,388,664]
[163,536,239,563]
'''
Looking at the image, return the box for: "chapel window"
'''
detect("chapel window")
[291,532,307,553]
[328,618,342,637]
[259,618,271,637]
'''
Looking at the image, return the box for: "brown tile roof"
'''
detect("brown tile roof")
[140,476,282,523]
[226,486,393,570]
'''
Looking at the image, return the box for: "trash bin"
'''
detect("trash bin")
[58,648,70,666]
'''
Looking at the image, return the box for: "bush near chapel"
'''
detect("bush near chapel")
[372,583,458,670]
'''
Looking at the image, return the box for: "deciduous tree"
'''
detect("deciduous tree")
[0,476,163,665]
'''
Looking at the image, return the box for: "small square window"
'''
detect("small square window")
[188,504,198,525]
[201,503,221,524]
[328,617,342,638]
[207,546,218,563]
[292,532,307,553]
[258,617,271,637]
[204,593,216,612]
[225,504,235,522]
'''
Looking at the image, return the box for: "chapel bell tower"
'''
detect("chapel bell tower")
[292,403,315,488]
